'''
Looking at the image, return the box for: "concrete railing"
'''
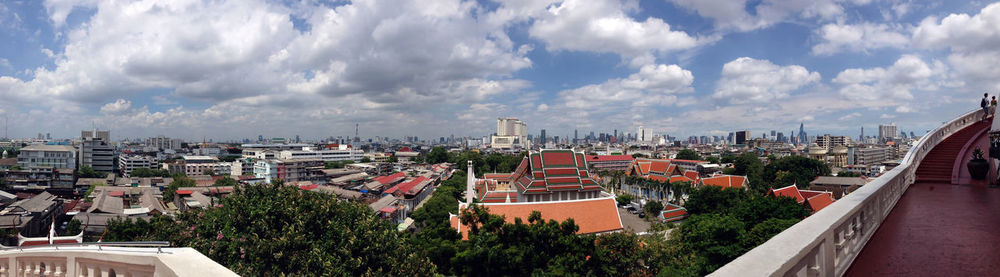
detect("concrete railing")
[711,109,983,277]
[0,244,237,276]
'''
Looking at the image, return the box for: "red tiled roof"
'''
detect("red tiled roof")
[768,185,805,203]
[649,160,670,174]
[384,176,429,195]
[669,176,695,183]
[684,170,700,181]
[451,197,623,239]
[298,184,319,191]
[702,175,747,189]
[108,191,125,197]
[585,155,634,162]
[805,192,835,213]
[175,190,194,195]
[541,151,577,167]
[373,172,406,186]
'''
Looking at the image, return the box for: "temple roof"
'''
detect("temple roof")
[511,149,602,195]
[451,197,624,239]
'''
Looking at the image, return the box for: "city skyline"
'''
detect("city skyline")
[0,1,997,140]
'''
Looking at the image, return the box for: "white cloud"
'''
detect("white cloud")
[712,57,820,104]
[669,0,864,32]
[839,112,862,120]
[812,22,909,55]
[558,63,694,109]
[0,0,542,138]
[833,55,939,101]
[527,0,702,67]
[913,3,1000,87]
[99,99,131,114]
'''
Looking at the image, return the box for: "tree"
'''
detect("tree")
[763,156,832,189]
[706,156,720,164]
[837,171,861,177]
[107,181,436,276]
[720,154,737,164]
[730,195,809,228]
[645,201,664,217]
[426,147,449,164]
[360,157,372,163]
[63,219,82,235]
[77,166,106,178]
[203,169,216,176]
[615,194,634,206]
[83,182,106,201]
[163,176,196,202]
[684,186,748,215]
[631,153,648,158]
[733,153,765,192]
[742,218,800,247]
[675,149,702,161]
[213,177,238,187]
[676,214,747,274]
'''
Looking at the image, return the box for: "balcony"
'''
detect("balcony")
[712,109,995,276]
[0,243,236,276]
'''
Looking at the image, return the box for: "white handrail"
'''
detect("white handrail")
[710,109,983,277]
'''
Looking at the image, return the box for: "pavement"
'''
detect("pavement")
[617,207,650,233]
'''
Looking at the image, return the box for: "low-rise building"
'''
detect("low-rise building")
[17,144,77,169]
[253,159,323,184]
[119,154,158,177]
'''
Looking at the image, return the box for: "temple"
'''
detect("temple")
[452,149,623,237]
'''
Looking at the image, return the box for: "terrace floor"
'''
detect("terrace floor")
[847,119,1000,276]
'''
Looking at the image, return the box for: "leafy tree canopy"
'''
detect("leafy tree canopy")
[675,149,702,161]
[107,182,435,276]
[763,156,832,189]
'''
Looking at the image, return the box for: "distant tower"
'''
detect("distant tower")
[465,160,475,204]
[860,126,864,141]
[355,123,360,142]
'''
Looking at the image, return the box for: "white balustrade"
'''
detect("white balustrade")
[0,246,236,277]
[711,109,983,277]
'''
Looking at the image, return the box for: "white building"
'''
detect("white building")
[878,123,899,143]
[119,155,158,177]
[174,156,231,176]
[492,117,528,149]
[17,144,77,169]
[146,136,183,150]
[276,145,363,162]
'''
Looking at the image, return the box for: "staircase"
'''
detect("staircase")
[914,120,991,183]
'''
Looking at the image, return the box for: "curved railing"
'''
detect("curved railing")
[711,109,983,277]
[0,244,237,276]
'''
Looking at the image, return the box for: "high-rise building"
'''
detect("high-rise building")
[735,130,751,145]
[80,129,114,173]
[798,122,807,145]
[879,123,899,143]
[492,118,528,148]
[540,129,547,144]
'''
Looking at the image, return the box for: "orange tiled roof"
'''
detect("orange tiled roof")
[649,160,670,174]
[451,197,623,239]
[684,170,700,181]
[805,192,835,213]
[702,175,747,189]
[669,176,695,183]
[768,185,805,203]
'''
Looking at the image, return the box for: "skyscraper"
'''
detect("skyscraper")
[798,122,807,145]
[540,129,547,144]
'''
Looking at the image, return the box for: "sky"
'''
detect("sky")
[0,0,999,141]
